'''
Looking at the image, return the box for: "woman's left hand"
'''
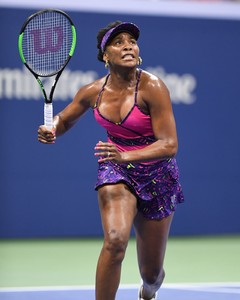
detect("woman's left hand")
[94,141,124,163]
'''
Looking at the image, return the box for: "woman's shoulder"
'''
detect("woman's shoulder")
[80,75,108,94]
[75,75,107,100]
[140,69,168,91]
[72,75,108,107]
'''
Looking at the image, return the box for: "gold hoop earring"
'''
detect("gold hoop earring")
[105,60,109,69]
[138,57,142,65]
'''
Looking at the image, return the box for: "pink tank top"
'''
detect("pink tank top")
[93,69,156,152]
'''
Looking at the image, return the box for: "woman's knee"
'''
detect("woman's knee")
[141,267,165,286]
[103,230,128,264]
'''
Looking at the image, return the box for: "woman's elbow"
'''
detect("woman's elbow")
[166,139,178,158]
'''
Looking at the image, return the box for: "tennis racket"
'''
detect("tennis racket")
[18,9,77,129]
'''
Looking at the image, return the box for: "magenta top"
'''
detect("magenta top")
[93,69,156,152]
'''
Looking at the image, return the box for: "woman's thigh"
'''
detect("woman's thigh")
[98,183,138,239]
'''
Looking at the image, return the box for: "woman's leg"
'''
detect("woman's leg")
[96,183,137,300]
[134,212,174,299]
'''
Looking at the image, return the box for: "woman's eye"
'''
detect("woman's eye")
[113,39,137,46]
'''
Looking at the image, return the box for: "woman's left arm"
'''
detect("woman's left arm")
[141,76,178,159]
[117,75,177,162]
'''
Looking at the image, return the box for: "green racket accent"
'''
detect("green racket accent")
[37,78,48,100]
[18,33,26,63]
[70,25,77,57]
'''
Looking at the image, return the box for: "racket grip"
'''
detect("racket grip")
[44,103,53,130]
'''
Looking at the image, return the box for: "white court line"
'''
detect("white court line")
[161,282,240,294]
[0,282,239,294]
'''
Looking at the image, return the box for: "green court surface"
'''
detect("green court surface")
[0,235,239,288]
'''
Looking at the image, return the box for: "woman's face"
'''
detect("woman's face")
[103,32,140,67]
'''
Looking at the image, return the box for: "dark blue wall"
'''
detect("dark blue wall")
[0,7,240,238]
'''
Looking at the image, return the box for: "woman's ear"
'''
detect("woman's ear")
[103,52,108,62]
[103,53,109,68]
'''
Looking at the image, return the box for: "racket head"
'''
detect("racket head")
[18,9,77,77]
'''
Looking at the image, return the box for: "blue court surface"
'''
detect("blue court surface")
[0,283,239,300]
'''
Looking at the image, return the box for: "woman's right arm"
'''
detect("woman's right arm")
[38,83,97,144]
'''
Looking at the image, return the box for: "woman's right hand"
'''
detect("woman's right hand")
[38,125,56,144]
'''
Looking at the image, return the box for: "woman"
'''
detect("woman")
[38,21,184,300]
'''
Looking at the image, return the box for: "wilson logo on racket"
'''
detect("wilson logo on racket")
[31,27,64,54]
[18,9,76,129]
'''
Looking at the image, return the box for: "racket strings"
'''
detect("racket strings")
[22,11,73,76]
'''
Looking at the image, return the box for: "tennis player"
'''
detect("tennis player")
[38,21,184,300]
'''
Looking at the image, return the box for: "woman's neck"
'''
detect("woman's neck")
[108,68,139,89]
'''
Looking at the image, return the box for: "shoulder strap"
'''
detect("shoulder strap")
[134,68,142,104]
[94,73,110,108]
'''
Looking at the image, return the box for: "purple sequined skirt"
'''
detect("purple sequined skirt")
[95,158,184,220]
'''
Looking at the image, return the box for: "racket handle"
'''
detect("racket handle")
[44,103,53,130]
